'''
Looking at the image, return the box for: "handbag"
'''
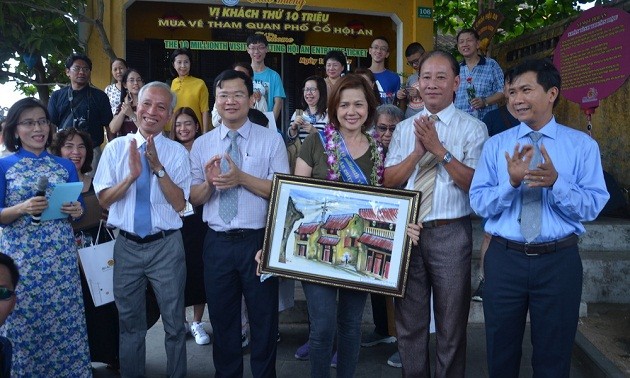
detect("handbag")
[78,220,116,307]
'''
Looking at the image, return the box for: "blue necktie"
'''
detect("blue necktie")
[134,143,152,237]
[520,132,543,242]
[219,130,241,223]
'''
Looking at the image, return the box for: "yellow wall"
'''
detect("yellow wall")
[89,0,434,87]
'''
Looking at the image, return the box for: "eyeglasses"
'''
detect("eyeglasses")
[407,58,422,67]
[17,118,51,128]
[217,93,248,101]
[127,78,143,84]
[303,87,318,93]
[0,287,15,301]
[370,45,388,52]
[70,66,91,73]
[175,121,195,127]
[247,45,267,52]
[376,125,396,134]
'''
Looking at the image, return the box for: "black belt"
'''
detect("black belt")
[120,229,177,244]
[422,216,469,229]
[493,234,578,256]
[212,228,260,240]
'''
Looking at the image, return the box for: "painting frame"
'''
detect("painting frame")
[260,174,420,297]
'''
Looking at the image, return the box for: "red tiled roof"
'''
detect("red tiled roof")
[317,236,340,245]
[322,214,354,230]
[296,222,319,234]
[358,208,398,223]
[358,233,393,251]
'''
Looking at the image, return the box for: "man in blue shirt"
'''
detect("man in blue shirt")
[369,36,401,105]
[454,29,504,120]
[470,59,609,377]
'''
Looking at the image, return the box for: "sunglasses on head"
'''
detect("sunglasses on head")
[0,287,15,301]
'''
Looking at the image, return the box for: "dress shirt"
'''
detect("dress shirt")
[189,121,289,231]
[470,117,610,243]
[454,56,504,120]
[93,132,191,233]
[385,103,488,221]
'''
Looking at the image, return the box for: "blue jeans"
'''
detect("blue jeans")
[302,282,367,378]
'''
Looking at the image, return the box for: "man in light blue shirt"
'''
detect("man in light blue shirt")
[470,59,609,377]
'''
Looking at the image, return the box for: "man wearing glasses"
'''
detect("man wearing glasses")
[368,36,401,105]
[246,34,286,125]
[395,42,426,119]
[48,53,112,173]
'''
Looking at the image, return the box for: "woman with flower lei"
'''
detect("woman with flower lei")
[293,74,383,377]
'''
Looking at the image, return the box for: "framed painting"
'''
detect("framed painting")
[260,174,420,297]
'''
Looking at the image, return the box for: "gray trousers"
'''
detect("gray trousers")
[114,231,187,378]
[395,218,472,378]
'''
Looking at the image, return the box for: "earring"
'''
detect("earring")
[14,136,19,150]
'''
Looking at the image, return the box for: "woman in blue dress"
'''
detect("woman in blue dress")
[0,98,91,376]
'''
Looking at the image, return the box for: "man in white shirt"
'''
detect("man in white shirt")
[384,50,488,377]
[94,81,191,378]
[189,69,289,377]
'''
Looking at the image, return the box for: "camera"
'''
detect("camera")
[73,117,87,129]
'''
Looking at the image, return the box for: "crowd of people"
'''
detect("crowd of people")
[0,30,609,378]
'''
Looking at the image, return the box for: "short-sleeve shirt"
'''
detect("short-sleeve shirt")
[299,133,374,181]
[373,69,401,105]
[170,75,210,131]
[48,86,113,147]
[253,67,286,112]
[93,132,191,233]
[454,56,504,120]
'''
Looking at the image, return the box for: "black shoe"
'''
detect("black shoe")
[472,279,484,302]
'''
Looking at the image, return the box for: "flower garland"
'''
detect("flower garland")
[323,123,384,186]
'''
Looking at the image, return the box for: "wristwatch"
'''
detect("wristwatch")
[482,98,488,107]
[154,167,166,178]
[442,151,453,164]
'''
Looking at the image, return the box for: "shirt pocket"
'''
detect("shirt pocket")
[242,155,268,179]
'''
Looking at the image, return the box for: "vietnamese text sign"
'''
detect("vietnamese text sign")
[553,6,630,108]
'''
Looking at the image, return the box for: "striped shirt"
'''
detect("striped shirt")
[189,121,289,231]
[289,109,329,141]
[385,103,488,221]
[93,132,191,233]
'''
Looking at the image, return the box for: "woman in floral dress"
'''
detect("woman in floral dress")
[0,98,91,376]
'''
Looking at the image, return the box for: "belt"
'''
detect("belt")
[212,228,260,240]
[493,234,578,256]
[422,216,469,229]
[119,229,177,244]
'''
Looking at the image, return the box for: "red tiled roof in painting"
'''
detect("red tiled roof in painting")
[358,208,398,223]
[322,214,354,230]
[317,236,340,245]
[358,233,393,251]
[296,222,319,234]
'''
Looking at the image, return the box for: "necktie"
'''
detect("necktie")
[520,131,543,242]
[219,130,241,223]
[134,143,152,237]
[413,114,440,222]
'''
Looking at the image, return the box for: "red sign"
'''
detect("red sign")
[553,6,630,109]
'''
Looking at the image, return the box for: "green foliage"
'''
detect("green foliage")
[433,0,614,53]
[0,0,83,102]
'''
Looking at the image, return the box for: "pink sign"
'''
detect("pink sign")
[553,6,630,109]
